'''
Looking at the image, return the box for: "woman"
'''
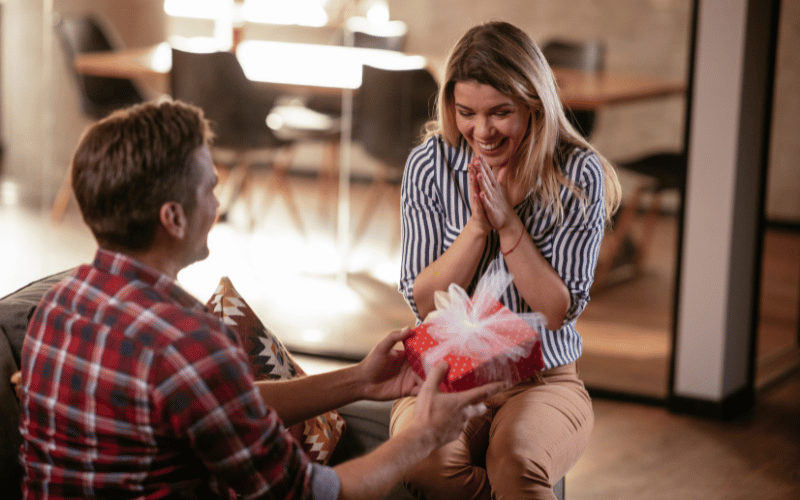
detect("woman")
[390,21,621,500]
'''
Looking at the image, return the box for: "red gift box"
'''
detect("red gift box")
[404,299,544,393]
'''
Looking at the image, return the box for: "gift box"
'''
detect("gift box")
[403,263,545,393]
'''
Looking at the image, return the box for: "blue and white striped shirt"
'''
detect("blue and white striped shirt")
[399,136,607,369]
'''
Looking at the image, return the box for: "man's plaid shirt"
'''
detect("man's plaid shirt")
[19,249,338,499]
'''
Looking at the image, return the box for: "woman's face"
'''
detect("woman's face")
[453,80,531,172]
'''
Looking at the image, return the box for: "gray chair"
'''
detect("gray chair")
[541,38,605,138]
[52,14,146,222]
[55,14,145,120]
[350,64,439,247]
[298,18,408,120]
[281,19,409,221]
[343,16,408,52]
[170,48,309,234]
[595,151,686,289]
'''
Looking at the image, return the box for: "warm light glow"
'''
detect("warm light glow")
[164,0,233,20]
[369,256,402,287]
[300,328,326,343]
[364,0,390,24]
[1,181,20,207]
[242,0,329,27]
[269,277,364,317]
[166,0,330,27]
[267,104,339,134]
[345,16,407,37]
[149,42,174,72]
[237,40,426,89]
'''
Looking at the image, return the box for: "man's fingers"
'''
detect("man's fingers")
[460,380,510,405]
[378,328,411,352]
[423,362,450,390]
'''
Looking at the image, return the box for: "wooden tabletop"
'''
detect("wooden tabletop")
[553,67,685,110]
[74,41,686,109]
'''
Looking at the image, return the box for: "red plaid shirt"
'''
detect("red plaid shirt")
[19,249,339,499]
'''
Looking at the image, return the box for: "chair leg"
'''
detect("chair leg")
[215,154,252,221]
[594,184,645,289]
[634,191,664,272]
[353,170,390,245]
[50,170,73,223]
[318,138,340,222]
[267,146,306,238]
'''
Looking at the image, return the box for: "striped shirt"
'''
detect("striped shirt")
[399,136,607,369]
[19,249,339,500]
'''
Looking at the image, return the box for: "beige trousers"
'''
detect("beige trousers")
[390,362,593,500]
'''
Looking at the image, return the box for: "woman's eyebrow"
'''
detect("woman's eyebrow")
[455,102,515,112]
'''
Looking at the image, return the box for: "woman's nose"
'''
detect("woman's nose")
[475,115,492,138]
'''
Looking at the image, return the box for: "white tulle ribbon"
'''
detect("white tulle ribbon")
[420,262,545,382]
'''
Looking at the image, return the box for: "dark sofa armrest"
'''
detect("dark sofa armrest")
[0,268,76,499]
[0,268,77,367]
[0,331,22,498]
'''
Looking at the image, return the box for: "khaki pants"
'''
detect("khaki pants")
[390,362,593,500]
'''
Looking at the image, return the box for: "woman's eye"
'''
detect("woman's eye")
[458,110,474,117]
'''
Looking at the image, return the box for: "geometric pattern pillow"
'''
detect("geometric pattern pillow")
[206,277,345,465]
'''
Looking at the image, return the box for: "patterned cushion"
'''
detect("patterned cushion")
[206,277,345,464]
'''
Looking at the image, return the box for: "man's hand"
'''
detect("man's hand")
[412,361,509,448]
[10,371,22,400]
[332,361,509,500]
[357,328,422,401]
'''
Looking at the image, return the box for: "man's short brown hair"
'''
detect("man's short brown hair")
[71,99,214,251]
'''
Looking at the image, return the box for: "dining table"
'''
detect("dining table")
[73,39,686,109]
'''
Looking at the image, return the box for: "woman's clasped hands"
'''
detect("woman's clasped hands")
[468,155,521,236]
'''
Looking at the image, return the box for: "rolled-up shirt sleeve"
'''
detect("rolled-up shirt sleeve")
[547,151,607,324]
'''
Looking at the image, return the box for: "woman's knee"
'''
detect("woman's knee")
[402,451,491,500]
[486,449,556,500]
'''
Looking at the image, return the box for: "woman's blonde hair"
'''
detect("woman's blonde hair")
[426,20,621,224]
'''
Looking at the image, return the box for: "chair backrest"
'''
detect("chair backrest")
[351,30,406,51]
[541,38,606,138]
[353,65,438,175]
[55,14,144,119]
[541,38,605,73]
[343,17,407,51]
[170,48,286,151]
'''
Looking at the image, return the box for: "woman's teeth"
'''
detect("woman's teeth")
[479,140,502,151]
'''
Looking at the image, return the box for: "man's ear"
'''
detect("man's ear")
[160,201,187,240]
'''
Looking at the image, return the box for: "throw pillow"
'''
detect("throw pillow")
[206,277,345,465]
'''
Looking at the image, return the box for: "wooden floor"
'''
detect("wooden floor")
[568,366,800,500]
[2,172,800,498]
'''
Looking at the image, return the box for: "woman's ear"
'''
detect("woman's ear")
[160,201,187,240]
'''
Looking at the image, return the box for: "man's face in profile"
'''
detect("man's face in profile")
[180,145,219,268]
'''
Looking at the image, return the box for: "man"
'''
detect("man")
[17,100,505,499]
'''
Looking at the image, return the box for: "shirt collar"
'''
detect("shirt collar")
[438,136,472,172]
[92,248,205,311]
